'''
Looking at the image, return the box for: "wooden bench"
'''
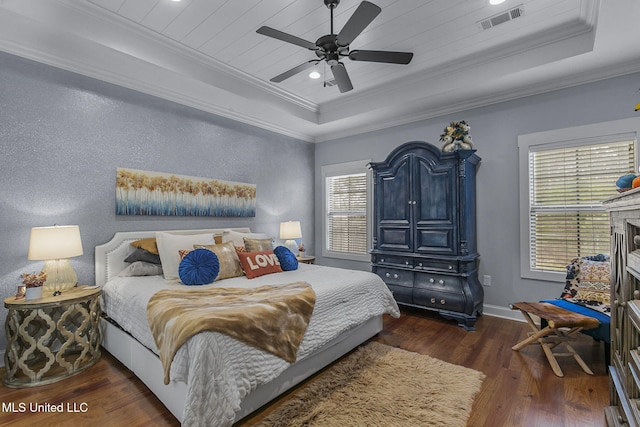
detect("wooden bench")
[510,301,600,377]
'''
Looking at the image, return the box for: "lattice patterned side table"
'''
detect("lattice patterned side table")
[3,285,102,388]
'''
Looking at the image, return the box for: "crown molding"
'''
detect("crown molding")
[313,56,640,143]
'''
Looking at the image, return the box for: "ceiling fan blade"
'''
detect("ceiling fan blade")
[336,1,381,47]
[270,61,318,83]
[349,50,413,64]
[256,26,318,51]
[331,63,353,93]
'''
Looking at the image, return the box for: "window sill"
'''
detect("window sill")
[521,269,565,283]
[322,250,370,263]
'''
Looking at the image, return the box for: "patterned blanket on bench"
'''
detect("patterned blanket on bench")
[560,255,610,316]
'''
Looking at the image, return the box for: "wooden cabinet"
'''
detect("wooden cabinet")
[604,188,640,426]
[370,141,483,330]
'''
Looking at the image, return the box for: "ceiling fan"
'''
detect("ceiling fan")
[256,0,413,93]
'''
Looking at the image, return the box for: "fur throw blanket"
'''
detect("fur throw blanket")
[147,282,316,384]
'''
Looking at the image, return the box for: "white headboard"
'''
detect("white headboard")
[94,228,251,287]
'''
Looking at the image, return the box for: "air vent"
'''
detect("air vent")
[478,5,525,30]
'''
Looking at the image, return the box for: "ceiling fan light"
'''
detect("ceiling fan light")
[309,71,321,79]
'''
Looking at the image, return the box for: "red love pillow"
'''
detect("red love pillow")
[238,250,283,279]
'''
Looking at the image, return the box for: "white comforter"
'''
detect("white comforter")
[102,263,400,426]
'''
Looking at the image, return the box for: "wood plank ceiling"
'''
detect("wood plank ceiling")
[86,0,584,104]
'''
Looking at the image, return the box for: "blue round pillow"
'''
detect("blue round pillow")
[178,248,220,285]
[617,174,636,189]
[274,246,298,271]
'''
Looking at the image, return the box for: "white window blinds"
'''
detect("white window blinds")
[326,173,368,255]
[528,139,635,272]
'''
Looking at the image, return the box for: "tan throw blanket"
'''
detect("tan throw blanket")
[147,282,316,384]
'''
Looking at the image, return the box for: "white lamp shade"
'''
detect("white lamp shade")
[28,225,83,292]
[280,221,302,239]
[28,225,84,260]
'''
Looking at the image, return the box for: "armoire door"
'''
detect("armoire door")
[376,155,412,251]
[413,155,457,254]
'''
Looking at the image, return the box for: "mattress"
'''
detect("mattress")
[101,263,400,426]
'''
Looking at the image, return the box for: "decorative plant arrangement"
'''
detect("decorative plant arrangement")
[440,120,474,152]
[21,271,46,300]
[22,271,47,288]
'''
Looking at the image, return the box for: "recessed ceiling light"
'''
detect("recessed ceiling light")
[489,0,506,4]
[309,71,321,79]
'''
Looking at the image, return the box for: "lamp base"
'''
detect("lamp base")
[284,239,299,255]
[42,259,78,292]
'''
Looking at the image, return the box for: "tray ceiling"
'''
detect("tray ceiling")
[0,0,638,142]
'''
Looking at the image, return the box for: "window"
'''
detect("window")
[528,140,634,270]
[322,160,372,261]
[519,118,639,281]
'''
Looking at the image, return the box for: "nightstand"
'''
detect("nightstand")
[3,285,102,388]
[297,256,315,264]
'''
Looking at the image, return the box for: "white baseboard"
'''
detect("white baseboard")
[482,304,526,322]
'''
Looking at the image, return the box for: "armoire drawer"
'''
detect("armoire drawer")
[374,267,414,287]
[414,272,461,294]
[414,259,458,273]
[412,288,466,313]
[373,254,413,268]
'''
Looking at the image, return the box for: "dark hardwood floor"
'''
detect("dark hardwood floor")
[0,307,609,426]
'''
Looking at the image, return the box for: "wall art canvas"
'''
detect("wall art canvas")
[116,168,256,217]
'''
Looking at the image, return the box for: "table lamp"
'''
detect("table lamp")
[279,221,302,254]
[28,225,84,292]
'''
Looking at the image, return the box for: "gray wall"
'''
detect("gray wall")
[314,71,640,318]
[0,52,314,355]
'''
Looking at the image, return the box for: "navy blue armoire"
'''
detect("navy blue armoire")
[369,141,483,330]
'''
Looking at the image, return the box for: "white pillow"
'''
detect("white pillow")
[222,229,267,247]
[156,232,215,281]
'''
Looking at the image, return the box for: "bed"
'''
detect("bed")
[95,227,400,426]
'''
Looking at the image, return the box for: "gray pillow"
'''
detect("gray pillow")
[118,261,163,277]
[124,248,161,264]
